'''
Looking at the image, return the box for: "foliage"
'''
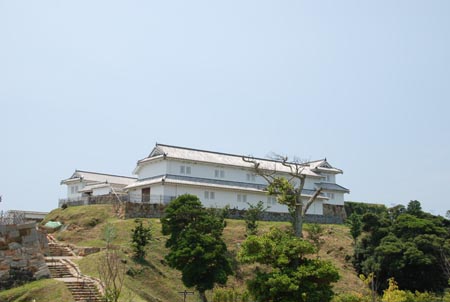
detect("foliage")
[346,213,362,245]
[380,278,450,302]
[244,200,268,236]
[332,292,371,302]
[161,194,233,302]
[306,223,325,256]
[243,155,323,238]
[353,200,450,293]
[344,201,387,217]
[239,227,339,302]
[103,223,118,248]
[131,219,152,259]
[212,288,250,302]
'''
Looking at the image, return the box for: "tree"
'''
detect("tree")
[346,213,362,245]
[239,227,339,302]
[406,200,422,217]
[243,155,322,237]
[353,201,450,293]
[161,194,233,302]
[306,223,325,257]
[131,219,152,260]
[98,224,126,302]
[98,248,127,302]
[244,200,269,236]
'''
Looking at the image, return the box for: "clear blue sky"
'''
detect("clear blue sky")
[1,1,449,215]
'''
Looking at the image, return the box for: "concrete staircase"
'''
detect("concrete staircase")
[45,235,104,302]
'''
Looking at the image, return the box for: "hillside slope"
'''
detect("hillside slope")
[41,205,365,301]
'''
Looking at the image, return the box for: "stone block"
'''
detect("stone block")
[0,237,7,250]
[8,242,22,250]
[17,223,36,230]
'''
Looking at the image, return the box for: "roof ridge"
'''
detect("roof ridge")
[75,170,137,179]
[154,143,319,165]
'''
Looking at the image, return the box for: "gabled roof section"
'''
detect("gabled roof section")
[315,182,350,193]
[309,159,343,174]
[136,143,334,177]
[148,144,166,158]
[61,170,137,185]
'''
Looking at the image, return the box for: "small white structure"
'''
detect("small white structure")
[60,170,137,206]
[125,144,349,215]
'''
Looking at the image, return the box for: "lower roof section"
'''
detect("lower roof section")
[125,174,328,199]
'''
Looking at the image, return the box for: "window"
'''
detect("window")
[215,169,225,178]
[246,173,256,182]
[325,192,335,199]
[237,194,247,203]
[323,175,331,182]
[204,191,215,200]
[267,196,277,205]
[180,165,192,175]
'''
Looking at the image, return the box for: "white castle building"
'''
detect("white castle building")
[60,144,349,215]
[123,144,349,215]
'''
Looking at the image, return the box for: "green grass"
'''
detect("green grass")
[38,204,365,301]
[0,279,74,302]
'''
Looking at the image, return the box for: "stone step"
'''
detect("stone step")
[64,281,103,302]
[46,260,76,278]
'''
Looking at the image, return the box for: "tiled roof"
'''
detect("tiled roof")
[125,174,327,199]
[138,144,325,177]
[315,182,350,193]
[61,170,137,185]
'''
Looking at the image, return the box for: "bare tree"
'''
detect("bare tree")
[243,154,322,237]
[98,248,127,302]
[98,224,126,302]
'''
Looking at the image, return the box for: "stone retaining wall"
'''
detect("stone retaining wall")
[0,222,50,290]
[118,202,345,224]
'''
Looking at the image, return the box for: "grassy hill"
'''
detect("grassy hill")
[2,205,365,302]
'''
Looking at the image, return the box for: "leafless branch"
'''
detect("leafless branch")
[303,188,323,216]
[242,156,277,183]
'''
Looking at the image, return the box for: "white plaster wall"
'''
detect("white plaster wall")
[67,182,84,199]
[161,184,323,214]
[165,159,321,191]
[137,160,167,179]
[129,188,142,202]
[320,174,336,183]
[322,192,345,206]
[92,186,111,196]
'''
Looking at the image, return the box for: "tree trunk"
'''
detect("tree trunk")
[294,204,303,238]
[199,290,208,302]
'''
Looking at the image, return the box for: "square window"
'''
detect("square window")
[186,166,191,175]
[210,192,215,199]
[204,191,209,199]
[180,166,185,174]
[215,170,219,178]
[220,170,225,178]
